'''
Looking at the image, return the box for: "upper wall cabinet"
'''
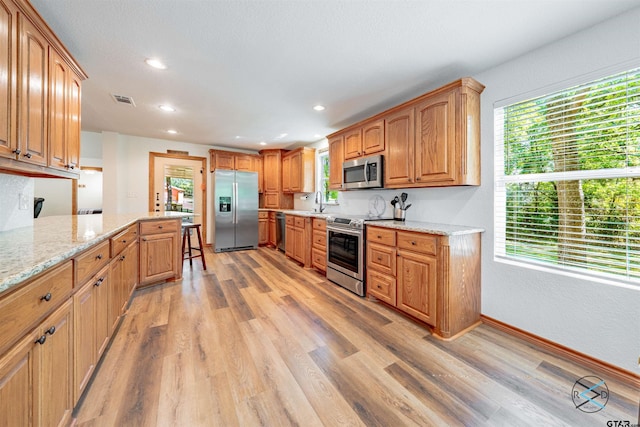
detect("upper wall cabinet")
[328,77,484,189]
[282,147,315,193]
[328,135,343,190]
[209,149,263,191]
[0,0,87,179]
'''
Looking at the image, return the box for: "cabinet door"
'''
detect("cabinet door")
[293,226,304,263]
[258,218,268,245]
[214,151,235,170]
[384,107,415,187]
[414,89,457,184]
[362,120,384,155]
[48,48,67,171]
[343,128,362,160]
[17,14,48,166]
[281,155,291,192]
[108,255,124,335]
[139,232,179,285]
[289,151,302,192]
[0,0,17,159]
[263,151,280,192]
[124,241,138,297]
[235,154,252,171]
[67,70,81,170]
[328,135,343,190]
[268,215,276,246]
[397,250,437,326]
[285,224,295,258]
[37,299,73,427]
[73,280,96,402]
[0,329,37,427]
[254,156,263,193]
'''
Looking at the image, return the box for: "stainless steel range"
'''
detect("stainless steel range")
[325,214,391,296]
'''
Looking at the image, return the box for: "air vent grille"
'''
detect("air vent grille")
[111,94,136,107]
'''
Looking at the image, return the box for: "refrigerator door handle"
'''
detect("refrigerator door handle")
[233,182,238,224]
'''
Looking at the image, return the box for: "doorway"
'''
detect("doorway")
[149,152,207,245]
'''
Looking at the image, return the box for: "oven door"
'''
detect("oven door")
[326,226,364,280]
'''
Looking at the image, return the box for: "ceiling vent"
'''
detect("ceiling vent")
[111,94,136,107]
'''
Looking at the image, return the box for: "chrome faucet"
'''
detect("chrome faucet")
[315,191,326,213]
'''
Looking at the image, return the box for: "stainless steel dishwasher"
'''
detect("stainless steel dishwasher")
[275,212,286,252]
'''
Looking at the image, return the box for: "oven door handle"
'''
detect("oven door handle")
[326,226,363,237]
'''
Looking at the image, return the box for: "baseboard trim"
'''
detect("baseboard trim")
[481,315,640,388]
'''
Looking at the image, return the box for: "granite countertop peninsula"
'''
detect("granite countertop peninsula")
[259,208,332,219]
[0,212,192,295]
[367,220,485,236]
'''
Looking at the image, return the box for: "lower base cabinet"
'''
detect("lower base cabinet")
[139,219,181,287]
[109,242,138,335]
[0,299,73,427]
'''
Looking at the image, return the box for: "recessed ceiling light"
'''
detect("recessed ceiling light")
[259,142,267,146]
[159,104,175,112]
[145,58,167,69]
[235,136,242,139]
[313,105,325,111]
[167,129,178,134]
[314,134,322,138]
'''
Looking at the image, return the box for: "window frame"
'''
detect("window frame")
[317,148,339,205]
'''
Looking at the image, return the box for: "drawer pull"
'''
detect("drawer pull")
[35,335,46,345]
[46,326,56,335]
[120,255,126,261]
[12,149,21,155]
[23,153,32,159]
[411,241,416,245]
[41,293,52,302]
[377,235,381,239]
[94,277,105,287]
[377,285,381,289]
[122,239,127,244]
[96,254,103,260]
[158,225,163,229]
[377,256,382,261]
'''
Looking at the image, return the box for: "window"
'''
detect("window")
[495,67,640,284]
[318,149,338,204]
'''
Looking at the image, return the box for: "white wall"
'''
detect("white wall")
[95,131,251,245]
[33,178,73,216]
[0,174,34,231]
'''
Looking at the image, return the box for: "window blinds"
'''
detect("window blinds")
[495,68,640,283]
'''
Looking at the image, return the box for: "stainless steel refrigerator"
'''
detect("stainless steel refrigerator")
[213,170,259,252]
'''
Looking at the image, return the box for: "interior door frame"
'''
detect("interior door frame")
[72,166,103,215]
[148,152,208,245]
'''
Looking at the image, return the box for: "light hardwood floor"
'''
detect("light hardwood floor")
[74,247,639,426]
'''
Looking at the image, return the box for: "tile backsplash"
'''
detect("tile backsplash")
[0,173,34,231]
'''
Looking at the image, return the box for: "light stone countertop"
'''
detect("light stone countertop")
[258,208,332,219]
[0,212,192,295]
[365,220,485,236]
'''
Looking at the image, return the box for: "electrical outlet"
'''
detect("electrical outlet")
[18,193,29,210]
[127,192,137,198]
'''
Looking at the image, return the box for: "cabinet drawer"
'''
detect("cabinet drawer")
[311,247,326,270]
[258,211,269,219]
[294,216,305,228]
[367,270,396,305]
[397,231,437,255]
[139,219,179,236]
[0,260,73,356]
[285,215,294,226]
[367,242,396,276]
[367,227,396,246]
[312,230,326,249]
[76,240,110,285]
[312,218,326,231]
[110,225,138,258]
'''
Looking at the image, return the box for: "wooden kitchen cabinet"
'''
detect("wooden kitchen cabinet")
[343,128,362,160]
[385,106,415,187]
[253,155,264,193]
[260,149,293,208]
[311,218,326,273]
[49,48,82,172]
[74,265,110,402]
[258,211,269,246]
[0,299,73,427]
[0,0,17,160]
[0,0,86,178]
[366,225,481,339]
[282,147,315,193]
[285,215,312,267]
[138,218,181,287]
[17,13,48,167]
[109,241,137,334]
[268,211,276,247]
[362,120,385,155]
[328,135,344,190]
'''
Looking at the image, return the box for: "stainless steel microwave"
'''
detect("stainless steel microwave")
[342,154,383,190]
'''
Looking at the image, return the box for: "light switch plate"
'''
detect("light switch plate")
[18,193,29,210]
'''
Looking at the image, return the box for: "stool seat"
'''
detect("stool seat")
[182,223,206,270]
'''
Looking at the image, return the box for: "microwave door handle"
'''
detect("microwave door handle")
[364,160,369,184]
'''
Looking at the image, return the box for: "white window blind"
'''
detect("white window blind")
[495,67,640,284]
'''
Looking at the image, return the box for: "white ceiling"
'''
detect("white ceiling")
[31,0,640,151]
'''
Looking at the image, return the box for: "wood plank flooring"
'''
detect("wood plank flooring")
[74,248,639,426]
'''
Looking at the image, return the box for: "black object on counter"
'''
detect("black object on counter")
[34,197,45,218]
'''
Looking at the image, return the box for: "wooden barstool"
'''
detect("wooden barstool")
[181,223,207,270]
